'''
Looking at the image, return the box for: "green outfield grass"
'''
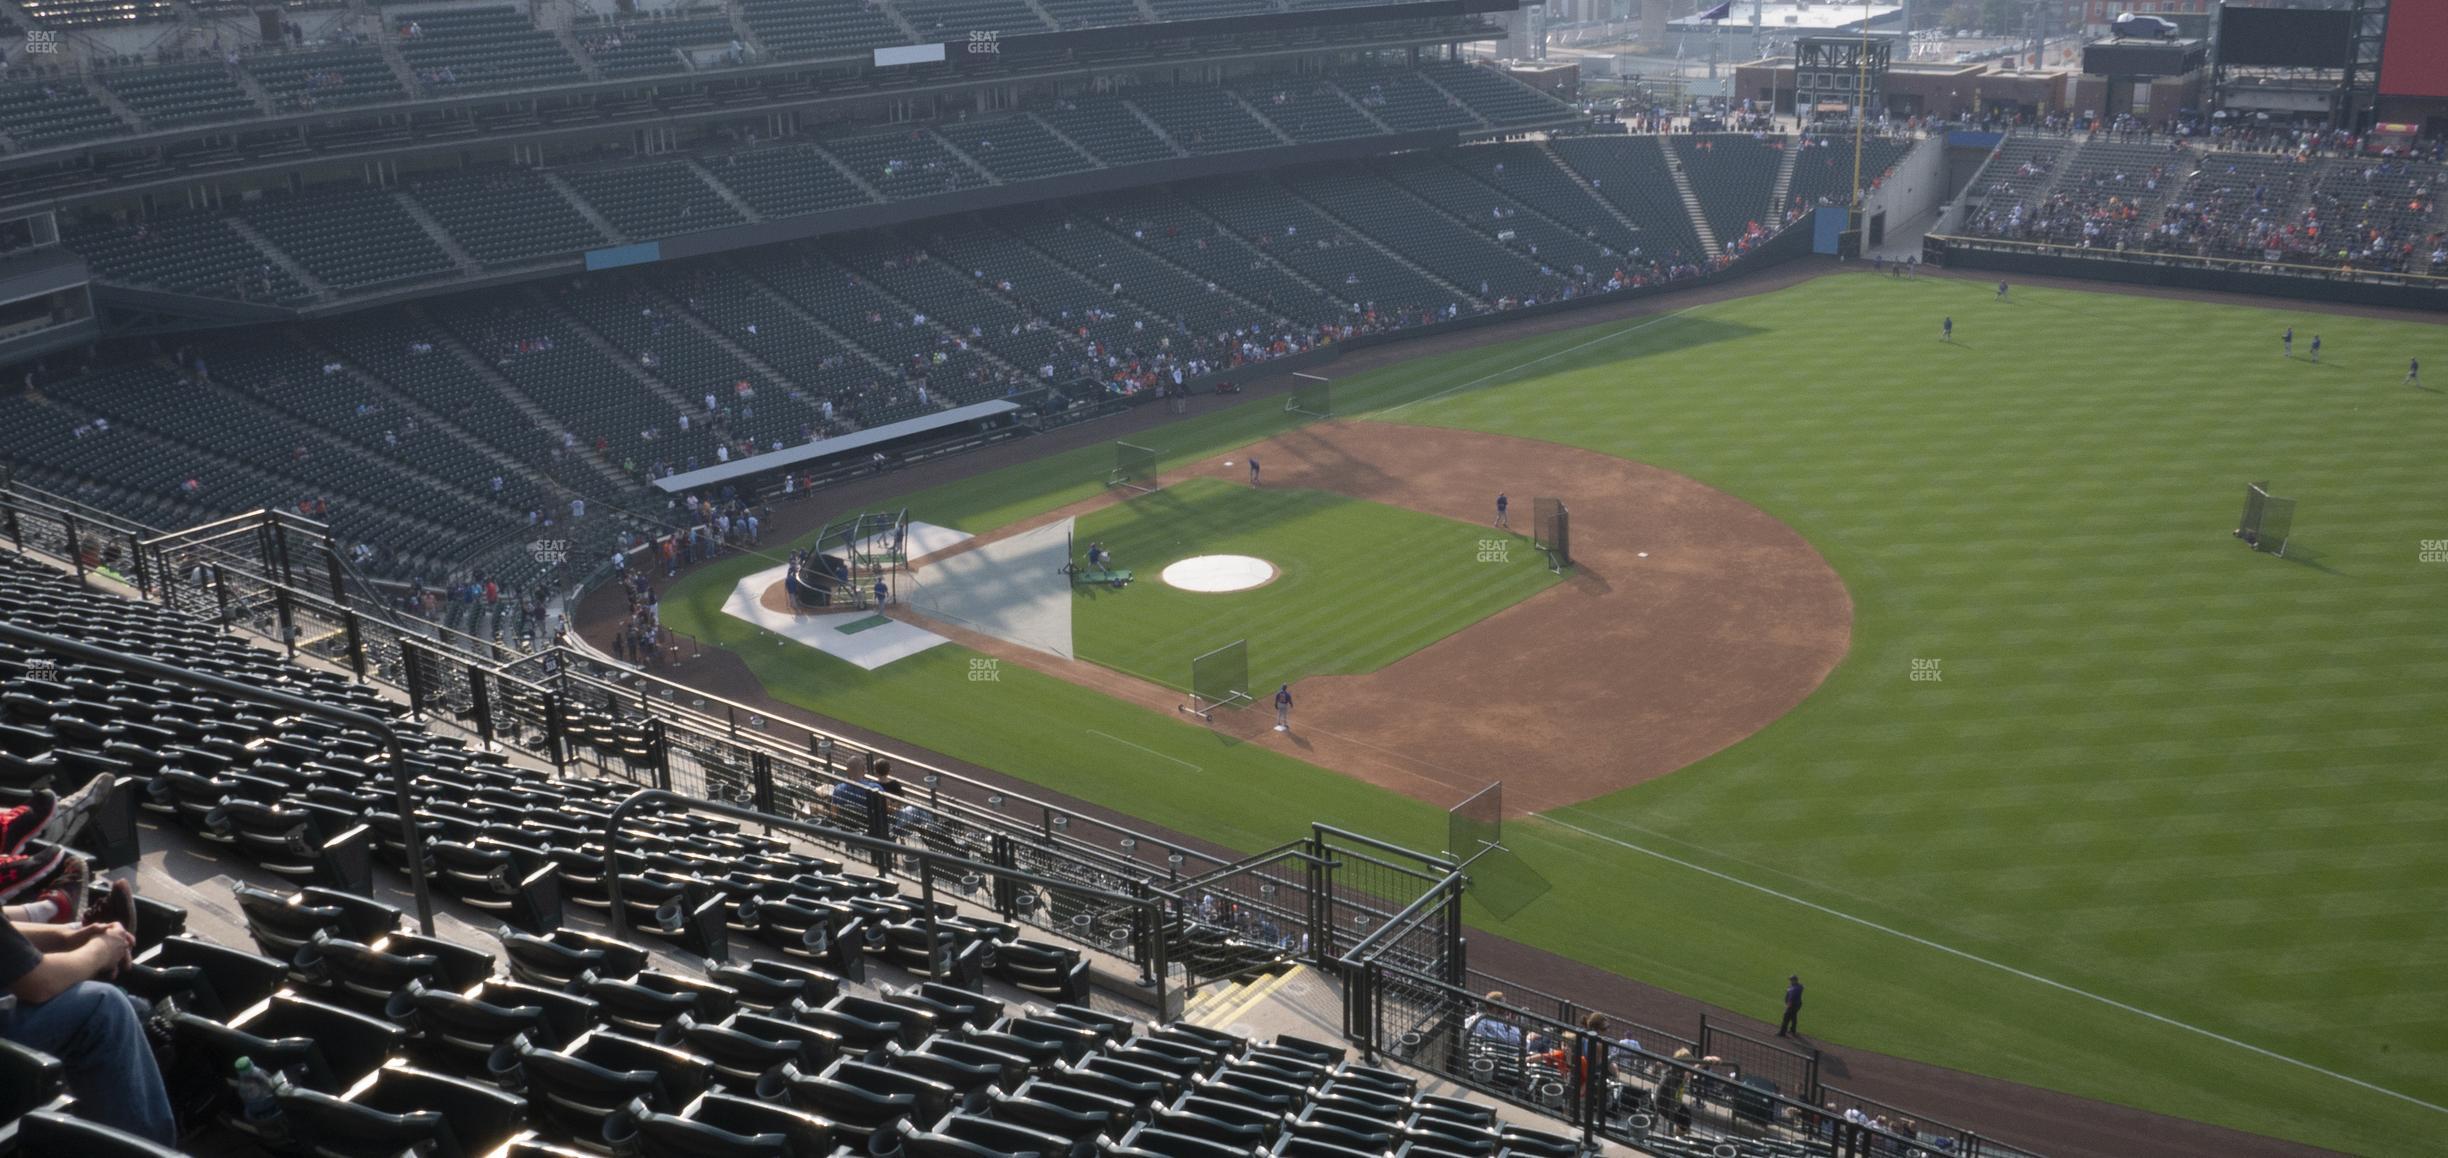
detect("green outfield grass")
[661,273,2448,1154]
[1072,477,1557,692]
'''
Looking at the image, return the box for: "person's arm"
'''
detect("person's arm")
[8,926,131,1004]
[13,922,95,953]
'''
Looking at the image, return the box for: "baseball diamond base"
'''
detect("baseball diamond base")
[898,421,1853,813]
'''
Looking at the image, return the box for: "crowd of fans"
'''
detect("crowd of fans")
[1965,130,2447,275]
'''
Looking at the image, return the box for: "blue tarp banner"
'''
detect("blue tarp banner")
[1812,206,1846,255]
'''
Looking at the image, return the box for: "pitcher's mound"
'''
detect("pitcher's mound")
[1160,555,1278,593]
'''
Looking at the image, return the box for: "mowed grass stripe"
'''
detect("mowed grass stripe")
[1385,274,2448,1144]
[660,275,2448,1153]
[1072,478,1555,692]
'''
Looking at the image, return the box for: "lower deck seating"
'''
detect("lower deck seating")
[49,135,1782,540]
[1549,136,1707,265]
[2149,151,2315,260]
[1669,134,1782,249]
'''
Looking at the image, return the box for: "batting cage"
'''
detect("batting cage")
[1531,497,1572,573]
[2235,482,2296,556]
[798,508,910,608]
[1109,441,1159,494]
[1182,639,1252,720]
[1285,373,1333,419]
[1446,782,1550,921]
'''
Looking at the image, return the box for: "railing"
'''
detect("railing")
[3,479,2035,1154]
[0,474,157,597]
[599,787,1174,1016]
[1927,232,2448,290]
[1356,964,2047,1158]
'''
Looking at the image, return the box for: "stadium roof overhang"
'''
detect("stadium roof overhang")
[0,0,1519,189]
[653,400,1027,493]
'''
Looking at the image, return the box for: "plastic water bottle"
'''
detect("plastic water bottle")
[234,1056,289,1143]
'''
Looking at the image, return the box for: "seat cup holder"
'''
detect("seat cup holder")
[601,1107,643,1157]
[485,1037,527,1093]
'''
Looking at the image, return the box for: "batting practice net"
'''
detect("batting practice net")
[2235,482,2296,556]
[1445,782,1550,921]
[1532,497,1571,573]
[1184,639,1252,720]
[1108,441,1159,494]
[1286,375,1333,419]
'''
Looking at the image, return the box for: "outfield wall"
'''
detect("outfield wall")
[1925,236,2448,313]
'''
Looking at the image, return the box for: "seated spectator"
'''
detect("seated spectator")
[0,902,173,1143]
[1464,990,1524,1047]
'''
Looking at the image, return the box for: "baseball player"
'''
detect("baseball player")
[1495,493,1510,530]
[2282,327,2293,357]
[1941,316,1953,343]
[1248,456,1261,486]
[1273,684,1292,732]
[2310,334,2321,363]
[2407,357,2420,386]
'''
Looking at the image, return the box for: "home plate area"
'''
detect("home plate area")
[724,562,950,670]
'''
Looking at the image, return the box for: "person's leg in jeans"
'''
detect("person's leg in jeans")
[0,981,174,1143]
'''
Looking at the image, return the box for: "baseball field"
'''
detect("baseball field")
[658,271,2448,1155]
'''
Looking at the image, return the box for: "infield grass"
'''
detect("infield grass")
[1071,477,1559,692]
[662,273,2448,1154]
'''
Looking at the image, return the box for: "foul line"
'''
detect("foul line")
[1085,729,1201,771]
[1538,811,2448,1119]
[1378,305,1703,417]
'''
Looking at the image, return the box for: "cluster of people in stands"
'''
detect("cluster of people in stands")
[605,561,668,666]
[1968,130,2448,272]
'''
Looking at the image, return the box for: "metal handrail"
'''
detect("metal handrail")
[1152,840,1331,899]
[0,620,436,935]
[598,788,1170,1013]
[558,649,1238,875]
[1333,868,1466,969]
